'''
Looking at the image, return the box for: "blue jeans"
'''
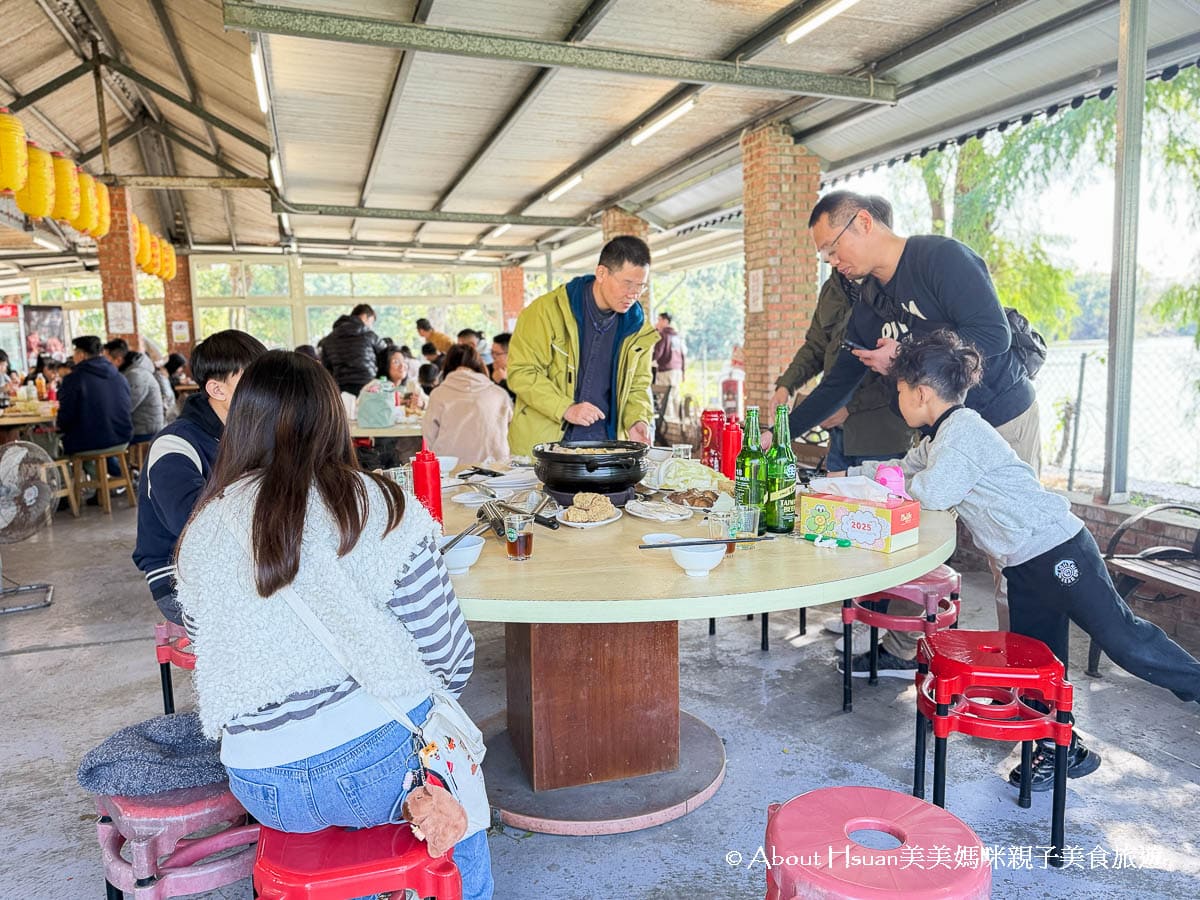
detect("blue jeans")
[824,427,899,472]
[225,698,494,900]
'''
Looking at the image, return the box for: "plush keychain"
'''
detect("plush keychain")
[402,741,468,857]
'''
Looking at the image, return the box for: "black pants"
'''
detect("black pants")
[1004,527,1200,704]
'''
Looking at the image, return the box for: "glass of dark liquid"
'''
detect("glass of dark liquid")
[504,513,534,561]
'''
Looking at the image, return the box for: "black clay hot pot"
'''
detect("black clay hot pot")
[531,441,649,493]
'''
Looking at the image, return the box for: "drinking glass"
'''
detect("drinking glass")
[708,510,739,555]
[671,444,693,459]
[504,513,534,561]
[734,505,761,548]
[383,465,413,493]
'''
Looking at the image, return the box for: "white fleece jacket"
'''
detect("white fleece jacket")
[176,473,442,740]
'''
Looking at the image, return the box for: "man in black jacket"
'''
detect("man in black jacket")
[317,303,386,394]
[57,335,133,456]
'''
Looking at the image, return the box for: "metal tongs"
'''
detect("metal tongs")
[439,520,489,555]
[476,501,507,539]
[495,499,560,530]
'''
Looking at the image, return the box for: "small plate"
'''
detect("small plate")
[624,499,693,522]
[475,467,540,489]
[555,508,623,529]
[450,488,515,507]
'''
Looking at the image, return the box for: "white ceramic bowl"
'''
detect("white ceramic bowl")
[645,447,673,465]
[436,455,459,473]
[642,532,725,577]
[437,533,484,574]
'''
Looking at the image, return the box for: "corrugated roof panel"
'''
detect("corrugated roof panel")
[582,0,787,57]
[428,0,587,37]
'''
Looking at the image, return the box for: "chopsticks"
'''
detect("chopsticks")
[637,536,776,550]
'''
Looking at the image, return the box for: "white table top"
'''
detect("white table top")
[349,421,423,438]
[442,499,956,624]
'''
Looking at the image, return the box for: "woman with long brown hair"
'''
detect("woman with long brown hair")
[175,350,492,897]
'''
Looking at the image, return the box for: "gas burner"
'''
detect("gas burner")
[544,485,637,509]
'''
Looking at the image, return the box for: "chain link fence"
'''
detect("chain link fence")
[1035,335,1200,502]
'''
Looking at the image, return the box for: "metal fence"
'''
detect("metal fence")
[1034,335,1200,502]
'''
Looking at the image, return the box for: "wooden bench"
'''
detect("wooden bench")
[1087,503,1200,676]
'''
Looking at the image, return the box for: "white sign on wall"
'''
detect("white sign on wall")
[748,268,764,313]
[171,320,191,344]
[106,301,134,334]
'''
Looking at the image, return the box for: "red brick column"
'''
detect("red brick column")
[740,123,820,409]
[96,186,141,344]
[500,265,525,331]
[601,207,650,244]
[164,253,194,356]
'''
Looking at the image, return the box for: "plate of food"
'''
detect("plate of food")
[555,491,623,529]
[625,499,693,522]
[664,488,721,509]
[644,458,734,494]
[450,487,514,507]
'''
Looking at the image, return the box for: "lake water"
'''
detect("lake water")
[1036,335,1200,493]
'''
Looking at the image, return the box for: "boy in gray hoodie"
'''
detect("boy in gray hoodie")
[850,330,1200,790]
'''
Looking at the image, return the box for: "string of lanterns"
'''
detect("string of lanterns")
[1,105,176,281]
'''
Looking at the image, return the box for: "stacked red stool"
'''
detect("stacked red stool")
[253,822,461,899]
[841,564,961,711]
[96,781,259,899]
[913,629,1074,867]
[154,621,195,715]
[764,786,991,899]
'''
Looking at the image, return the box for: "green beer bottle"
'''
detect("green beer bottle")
[764,404,797,533]
[734,406,766,534]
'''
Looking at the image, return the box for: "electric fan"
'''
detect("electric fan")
[0,441,59,615]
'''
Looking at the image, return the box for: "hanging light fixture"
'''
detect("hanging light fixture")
[629,98,697,147]
[783,0,863,44]
[92,182,111,239]
[72,171,99,235]
[0,107,28,196]
[50,152,80,222]
[545,173,583,202]
[15,141,54,219]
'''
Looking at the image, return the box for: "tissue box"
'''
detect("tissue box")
[799,492,920,553]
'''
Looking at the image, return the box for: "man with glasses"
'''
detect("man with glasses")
[790,190,1040,679]
[507,236,660,455]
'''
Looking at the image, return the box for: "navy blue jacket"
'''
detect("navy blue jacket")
[132,393,224,619]
[56,356,133,455]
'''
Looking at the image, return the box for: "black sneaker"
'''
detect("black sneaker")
[838,648,920,679]
[1008,738,1101,792]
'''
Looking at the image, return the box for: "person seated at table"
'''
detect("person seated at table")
[380,345,425,411]
[102,339,165,449]
[318,303,387,395]
[173,350,492,898]
[418,363,441,396]
[416,317,454,355]
[490,332,514,401]
[133,330,266,625]
[56,335,133,465]
[848,329,1200,791]
[22,354,56,388]
[422,341,446,372]
[164,352,189,392]
[507,236,659,455]
[422,344,512,465]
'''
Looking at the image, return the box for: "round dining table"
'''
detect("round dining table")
[441,494,956,836]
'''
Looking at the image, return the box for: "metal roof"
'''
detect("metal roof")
[1,0,1197,286]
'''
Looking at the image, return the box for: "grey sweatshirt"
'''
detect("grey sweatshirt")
[849,407,1083,568]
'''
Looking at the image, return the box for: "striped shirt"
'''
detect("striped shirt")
[218,536,474,768]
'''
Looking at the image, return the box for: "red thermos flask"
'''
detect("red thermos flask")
[411,440,443,525]
[720,420,742,481]
[701,408,725,471]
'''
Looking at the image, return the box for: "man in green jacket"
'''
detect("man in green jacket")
[770,196,912,473]
[508,236,660,455]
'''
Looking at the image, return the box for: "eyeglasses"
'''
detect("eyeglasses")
[618,278,649,297]
[817,212,859,263]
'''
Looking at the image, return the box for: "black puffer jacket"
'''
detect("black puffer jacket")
[317,315,385,395]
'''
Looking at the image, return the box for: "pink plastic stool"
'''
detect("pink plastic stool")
[154,621,195,715]
[764,786,990,899]
[841,564,961,711]
[253,822,461,899]
[96,781,259,899]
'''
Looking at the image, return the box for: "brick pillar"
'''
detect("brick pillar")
[740,123,820,409]
[96,186,140,344]
[500,265,525,331]
[164,253,194,356]
[601,207,650,244]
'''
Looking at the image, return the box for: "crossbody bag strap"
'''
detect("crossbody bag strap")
[221,511,423,735]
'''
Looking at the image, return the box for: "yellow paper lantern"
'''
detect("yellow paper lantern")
[136,220,152,269]
[0,107,28,195]
[72,171,99,235]
[149,234,162,276]
[15,141,53,219]
[92,182,111,239]
[162,244,177,281]
[50,152,80,222]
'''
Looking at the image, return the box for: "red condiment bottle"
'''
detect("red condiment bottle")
[411,440,443,526]
[720,419,743,481]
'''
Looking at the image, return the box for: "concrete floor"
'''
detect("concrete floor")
[2,504,1199,899]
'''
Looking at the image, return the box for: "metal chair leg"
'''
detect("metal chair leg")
[1050,717,1070,868]
[868,625,879,685]
[761,612,769,652]
[1018,740,1033,809]
[932,701,949,808]
[160,661,175,715]
[842,601,853,712]
[913,707,927,799]
[798,607,806,635]
[708,617,716,635]
[106,879,123,899]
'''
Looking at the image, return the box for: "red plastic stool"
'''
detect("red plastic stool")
[913,630,1074,867]
[155,621,195,715]
[96,781,259,899]
[253,822,461,899]
[764,786,990,899]
[841,564,961,711]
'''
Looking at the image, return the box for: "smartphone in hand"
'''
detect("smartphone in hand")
[840,338,870,352]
